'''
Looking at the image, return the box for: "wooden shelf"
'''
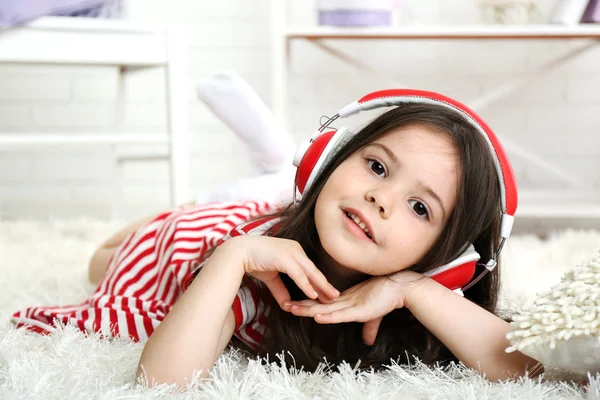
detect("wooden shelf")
[0,17,168,66]
[0,133,169,146]
[285,24,600,40]
[8,15,166,34]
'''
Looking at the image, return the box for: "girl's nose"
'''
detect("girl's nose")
[365,188,393,218]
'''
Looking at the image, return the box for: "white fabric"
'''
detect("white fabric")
[195,167,296,208]
[196,70,296,175]
[195,70,297,206]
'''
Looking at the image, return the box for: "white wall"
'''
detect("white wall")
[1,0,600,221]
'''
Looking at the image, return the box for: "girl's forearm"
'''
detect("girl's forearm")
[137,243,246,387]
[405,277,540,381]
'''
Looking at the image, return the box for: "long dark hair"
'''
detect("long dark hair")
[237,104,502,370]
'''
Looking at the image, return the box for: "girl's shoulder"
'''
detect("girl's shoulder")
[175,200,283,248]
[150,200,279,246]
[168,200,277,225]
[225,214,283,240]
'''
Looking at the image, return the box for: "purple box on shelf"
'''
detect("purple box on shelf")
[581,0,600,23]
[317,0,393,27]
[318,10,392,26]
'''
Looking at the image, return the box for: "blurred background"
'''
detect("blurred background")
[0,0,599,234]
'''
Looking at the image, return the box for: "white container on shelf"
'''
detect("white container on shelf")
[549,0,590,25]
[476,0,540,24]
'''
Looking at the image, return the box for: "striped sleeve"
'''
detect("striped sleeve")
[184,211,282,349]
[232,276,269,348]
[226,216,281,347]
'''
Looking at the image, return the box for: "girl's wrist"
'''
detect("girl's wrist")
[387,270,429,311]
[207,236,248,278]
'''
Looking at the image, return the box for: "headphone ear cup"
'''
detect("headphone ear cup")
[423,245,481,291]
[295,127,352,195]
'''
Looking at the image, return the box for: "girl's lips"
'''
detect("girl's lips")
[343,210,374,243]
[342,207,375,243]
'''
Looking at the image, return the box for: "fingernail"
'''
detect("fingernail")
[334,290,340,296]
[312,291,319,299]
[283,301,291,307]
[291,305,299,310]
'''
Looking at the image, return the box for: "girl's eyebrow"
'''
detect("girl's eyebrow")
[418,182,446,220]
[367,142,446,219]
[367,143,400,166]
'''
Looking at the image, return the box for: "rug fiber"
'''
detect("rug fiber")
[1,218,599,399]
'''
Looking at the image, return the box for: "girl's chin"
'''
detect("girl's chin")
[323,250,367,279]
[319,229,370,276]
[334,262,363,277]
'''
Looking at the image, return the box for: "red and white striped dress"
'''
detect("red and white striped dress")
[11,200,281,350]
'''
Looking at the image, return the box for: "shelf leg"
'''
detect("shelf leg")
[272,0,289,129]
[165,27,191,207]
[111,65,126,220]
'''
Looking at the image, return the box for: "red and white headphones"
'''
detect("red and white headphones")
[292,89,518,295]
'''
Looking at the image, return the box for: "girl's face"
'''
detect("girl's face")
[314,125,459,277]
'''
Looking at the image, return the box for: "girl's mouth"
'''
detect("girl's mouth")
[344,211,374,242]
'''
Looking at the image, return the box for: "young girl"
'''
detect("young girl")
[12,89,539,388]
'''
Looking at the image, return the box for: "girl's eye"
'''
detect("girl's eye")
[408,199,429,220]
[367,159,386,178]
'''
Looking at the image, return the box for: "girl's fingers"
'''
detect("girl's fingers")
[283,258,319,300]
[362,317,383,346]
[316,289,334,305]
[286,299,320,307]
[294,289,333,305]
[288,299,351,317]
[295,254,340,299]
[314,305,367,324]
[288,291,346,307]
[262,275,291,309]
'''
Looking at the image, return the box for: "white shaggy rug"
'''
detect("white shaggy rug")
[1,218,600,399]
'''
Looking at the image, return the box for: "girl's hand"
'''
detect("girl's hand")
[220,235,340,309]
[285,270,426,345]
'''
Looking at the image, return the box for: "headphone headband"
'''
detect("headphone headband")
[326,89,518,240]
